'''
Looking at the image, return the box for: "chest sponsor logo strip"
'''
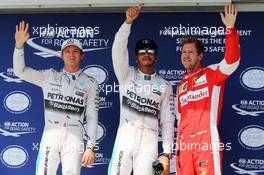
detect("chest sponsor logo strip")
[180,87,209,107]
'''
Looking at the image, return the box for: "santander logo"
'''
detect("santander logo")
[180,87,209,106]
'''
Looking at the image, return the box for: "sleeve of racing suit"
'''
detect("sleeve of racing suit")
[13,47,45,87]
[85,79,99,148]
[112,22,131,82]
[208,27,240,84]
[160,83,176,154]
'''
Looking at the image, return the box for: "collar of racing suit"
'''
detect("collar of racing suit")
[183,65,204,79]
[63,69,82,81]
[137,69,157,81]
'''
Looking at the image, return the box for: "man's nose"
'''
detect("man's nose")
[184,52,190,57]
[69,51,74,56]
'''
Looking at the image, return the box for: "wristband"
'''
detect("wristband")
[159,153,173,159]
[86,143,96,153]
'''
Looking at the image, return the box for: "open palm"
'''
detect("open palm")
[15,21,30,49]
[220,4,237,28]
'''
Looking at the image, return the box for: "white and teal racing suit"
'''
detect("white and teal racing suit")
[13,48,99,175]
[108,22,175,175]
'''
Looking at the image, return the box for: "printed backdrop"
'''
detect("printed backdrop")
[0,12,264,175]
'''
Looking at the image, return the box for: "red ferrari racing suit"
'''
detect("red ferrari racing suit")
[176,28,240,175]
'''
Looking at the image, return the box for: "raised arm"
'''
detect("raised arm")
[208,5,240,83]
[221,4,240,65]
[13,21,46,87]
[112,5,141,82]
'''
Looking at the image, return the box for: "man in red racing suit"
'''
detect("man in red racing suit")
[176,5,240,175]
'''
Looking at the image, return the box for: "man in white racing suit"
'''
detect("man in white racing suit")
[108,6,175,175]
[13,21,99,175]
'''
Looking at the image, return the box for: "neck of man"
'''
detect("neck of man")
[186,62,201,73]
[64,66,81,73]
[138,66,155,75]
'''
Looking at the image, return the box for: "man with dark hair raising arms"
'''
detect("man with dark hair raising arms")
[176,4,240,175]
[108,5,175,175]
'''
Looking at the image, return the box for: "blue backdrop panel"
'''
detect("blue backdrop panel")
[0,12,263,175]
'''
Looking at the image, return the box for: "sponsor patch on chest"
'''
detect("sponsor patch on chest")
[179,87,209,107]
[75,90,85,97]
[79,80,89,90]
[193,74,207,87]
[179,81,188,94]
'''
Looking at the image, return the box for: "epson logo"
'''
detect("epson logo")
[0,145,29,168]
[238,125,264,150]
[240,67,264,91]
[83,65,109,85]
[3,91,31,114]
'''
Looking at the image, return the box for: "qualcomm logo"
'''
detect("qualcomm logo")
[238,125,264,150]
[26,37,109,58]
[0,145,29,168]
[3,91,32,114]
[230,158,264,175]
[232,100,264,117]
[240,67,264,91]
[0,68,23,83]
[0,121,35,137]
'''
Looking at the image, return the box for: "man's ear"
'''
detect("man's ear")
[155,55,158,62]
[61,52,64,60]
[198,53,204,61]
[80,53,85,60]
[135,55,139,63]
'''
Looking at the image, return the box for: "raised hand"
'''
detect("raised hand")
[125,5,142,24]
[15,21,30,49]
[220,4,238,28]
